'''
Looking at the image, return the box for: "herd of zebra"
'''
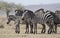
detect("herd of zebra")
[6,8,60,34]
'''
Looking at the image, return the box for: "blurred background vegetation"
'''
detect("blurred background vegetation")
[0,1,25,11]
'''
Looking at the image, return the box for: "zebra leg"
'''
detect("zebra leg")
[54,24,57,33]
[15,24,20,34]
[47,19,54,34]
[15,20,20,34]
[51,25,54,33]
[30,23,33,33]
[17,21,20,33]
[48,24,54,34]
[41,24,46,33]
[7,21,10,24]
[7,18,11,24]
[51,21,55,33]
[48,25,52,34]
[25,23,29,34]
[48,27,52,34]
[34,23,37,34]
[51,23,57,33]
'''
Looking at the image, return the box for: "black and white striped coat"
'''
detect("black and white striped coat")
[35,9,55,34]
[43,11,54,24]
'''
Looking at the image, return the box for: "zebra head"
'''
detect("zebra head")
[21,10,34,21]
[15,9,24,16]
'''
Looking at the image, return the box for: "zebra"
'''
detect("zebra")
[48,10,60,33]
[7,9,23,25]
[35,9,46,33]
[54,10,60,33]
[36,10,60,34]
[6,10,21,33]
[44,10,60,33]
[44,10,55,33]
[6,9,33,34]
[22,9,37,34]
[15,9,33,34]
[35,9,55,34]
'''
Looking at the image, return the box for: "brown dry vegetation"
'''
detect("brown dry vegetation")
[0,16,60,38]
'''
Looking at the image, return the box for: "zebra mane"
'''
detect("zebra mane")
[35,8,44,13]
[15,9,24,16]
[24,9,35,19]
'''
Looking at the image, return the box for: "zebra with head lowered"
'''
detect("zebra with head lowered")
[6,9,23,33]
[6,9,33,34]
[44,10,60,33]
[35,9,56,34]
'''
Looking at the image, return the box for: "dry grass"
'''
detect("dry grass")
[0,16,60,38]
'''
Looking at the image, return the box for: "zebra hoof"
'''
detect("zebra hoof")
[54,32,57,34]
[30,31,33,34]
[33,32,37,34]
[7,22,9,24]
[15,31,17,33]
[48,32,51,34]
[48,31,51,34]
[17,31,20,34]
[41,32,45,34]
[25,31,29,34]
[15,31,20,34]
[41,30,45,34]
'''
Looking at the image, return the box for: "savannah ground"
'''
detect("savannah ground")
[0,16,60,38]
